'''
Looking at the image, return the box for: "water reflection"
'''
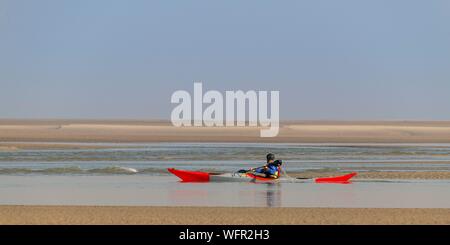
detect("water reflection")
[249,182,282,207]
[167,182,284,207]
[262,183,282,207]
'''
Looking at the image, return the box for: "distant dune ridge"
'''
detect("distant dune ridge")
[1,119,450,143]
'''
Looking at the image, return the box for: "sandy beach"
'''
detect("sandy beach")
[2,119,450,143]
[0,206,448,225]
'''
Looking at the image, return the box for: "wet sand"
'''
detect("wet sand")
[0,206,449,224]
[292,171,450,180]
[354,171,450,180]
[2,119,450,143]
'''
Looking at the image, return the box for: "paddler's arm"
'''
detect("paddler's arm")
[237,167,258,174]
[238,165,266,174]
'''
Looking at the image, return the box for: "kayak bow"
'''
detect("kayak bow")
[168,168,357,184]
[167,168,210,182]
[314,172,357,183]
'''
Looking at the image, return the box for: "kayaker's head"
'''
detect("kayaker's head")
[266,153,275,163]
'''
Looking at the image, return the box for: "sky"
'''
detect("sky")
[1,0,450,120]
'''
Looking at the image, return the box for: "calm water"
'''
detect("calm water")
[1,175,450,208]
[2,142,450,208]
[1,142,450,175]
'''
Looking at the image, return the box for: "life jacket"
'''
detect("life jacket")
[266,164,279,176]
[255,163,280,178]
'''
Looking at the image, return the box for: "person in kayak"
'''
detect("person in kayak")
[250,153,283,179]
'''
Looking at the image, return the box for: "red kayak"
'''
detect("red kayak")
[168,168,357,184]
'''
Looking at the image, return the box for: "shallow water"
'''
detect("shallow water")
[1,142,450,208]
[1,142,450,174]
[1,175,450,208]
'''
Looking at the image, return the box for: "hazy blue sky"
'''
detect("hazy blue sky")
[1,0,449,120]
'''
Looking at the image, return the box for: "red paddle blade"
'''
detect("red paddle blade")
[167,168,210,182]
[314,172,357,183]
